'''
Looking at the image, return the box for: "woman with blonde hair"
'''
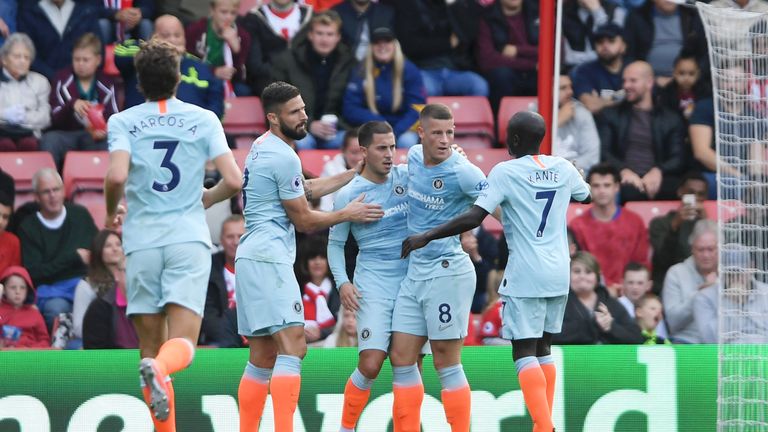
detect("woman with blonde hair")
[342,27,424,148]
[324,304,358,348]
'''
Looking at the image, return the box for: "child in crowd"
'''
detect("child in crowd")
[324,305,357,348]
[635,294,671,345]
[299,239,336,345]
[657,53,709,122]
[186,0,251,96]
[0,266,50,348]
[618,262,669,339]
[0,191,20,274]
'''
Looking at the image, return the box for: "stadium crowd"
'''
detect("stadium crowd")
[2,0,768,350]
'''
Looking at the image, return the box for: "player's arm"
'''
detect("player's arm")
[302,166,359,201]
[401,205,489,258]
[283,193,383,233]
[104,150,130,229]
[202,151,242,209]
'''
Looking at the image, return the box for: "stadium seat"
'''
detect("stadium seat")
[567,202,592,223]
[427,96,495,148]
[239,0,260,14]
[222,97,266,148]
[497,96,537,146]
[232,147,250,171]
[704,199,745,222]
[77,194,108,230]
[299,149,338,177]
[625,201,680,227]
[0,152,56,208]
[482,216,503,238]
[464,148,509,175]
[62,151,109,199]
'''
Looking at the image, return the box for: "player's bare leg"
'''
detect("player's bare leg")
[430,339,471,432]
[340,349,388,431]
[536,333,556,415]
[513,338,554,432]
[270,325,307,432]
[239,336,277,432]
[389,332,428,432]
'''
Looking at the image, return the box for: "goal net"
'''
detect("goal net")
[697,3,768,431]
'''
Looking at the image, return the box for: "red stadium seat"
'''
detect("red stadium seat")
[704,199,745,222]
[62,151,109,199]
[76,194,108,230]
[497,96,537,146]
[567,202,592,223]
[482,216,503,238]
[222,97,266,147]
[427,96,495,148]
[625,201,680,227]
[239,0,260,14]
[464,148,509,175]
[0,152,56,207]
[232,148,250,171]
[299,149,338,177]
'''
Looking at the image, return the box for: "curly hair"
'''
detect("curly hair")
[135,38,181,101]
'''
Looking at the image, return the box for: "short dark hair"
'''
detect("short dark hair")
[341,128,359,151]
[587,163,621,184]
[261,81,301,115]
[673,52,698,68]
[635,292,661,310]
[678,171,708,189]
[135,39,180,101]
[624,261,649,276]
[419,103,453,123]
[358,121,393,148]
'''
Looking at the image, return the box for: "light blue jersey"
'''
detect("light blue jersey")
[328,165,410,300]
[406,145,486,280]
[108,98,230,254]
[236,131,305,264]
[475,155,590,298]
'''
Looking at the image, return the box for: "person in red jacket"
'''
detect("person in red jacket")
[0,191,20,275]
[0,266,50,348]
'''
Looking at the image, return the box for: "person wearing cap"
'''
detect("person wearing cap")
[570,22,628,114]
[332,0,394,62]
[342,27,425,149]
[0,265,50,348]
[271,10,356,150]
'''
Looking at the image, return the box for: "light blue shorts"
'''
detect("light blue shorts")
[235,258,304,337]
[126,242,211,317]
[356,296,396,353]
[392,271,475,340]
[500,294,568,340]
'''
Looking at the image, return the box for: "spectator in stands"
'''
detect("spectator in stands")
[553,251,644,345]
[390,0,489,97]
[319,129,364,211]
[562,0,626,71]
[342,28,424,149]
[17,168,97,330]
[323,304,357,347]
[186,0,252,96]
[156,0,210,25]
[475,0,538,113]
[297,237,336,345]
[695,245,768,344]
[17,0,101,81]
[617,262,669,339]
[71,229,125,349]
[479,293,505,346]
[461,229,496,314]
[710,0,768,13]
[570,23,627,114]
[0,265,50,348]
[622,0,707,83]
[635,294,670,345]
[598,61,686,201]
[553,74,600,173]
[0,1,17,46]
[98,0,154,44]
[200,215,245,348]
[115,14,225,117]
[663,219,718,343]
[332,0,394,62]
[238,0,312,95]
[40,33,118,171]
[271,11,355,149]
[0,191,20,274]
[0,33,51,152]
[0,168,12,207]
[649,172,709,291]
[656,53,710,124]
[569,163,649,294]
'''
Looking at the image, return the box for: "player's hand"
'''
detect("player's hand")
[343,194,384,223]
[595,302,613,333]
[451,143,466,158]
[620,168,645,193]
[340,282,362,312]
[641,167,662,199]
[401,234,429,258]
[353,158,366,175]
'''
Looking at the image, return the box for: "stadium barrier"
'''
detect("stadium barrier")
[0,345,723,431]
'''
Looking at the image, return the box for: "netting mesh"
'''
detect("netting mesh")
[698,3,768,431]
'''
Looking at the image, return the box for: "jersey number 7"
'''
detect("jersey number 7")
[535,190,556,238]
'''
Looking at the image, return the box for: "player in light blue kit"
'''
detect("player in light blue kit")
[402,111,592,432]
[235,81,384,432]
[388,104,487,432]
[326,121,410,431]
[104,39,242,432]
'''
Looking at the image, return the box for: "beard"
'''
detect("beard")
[279,119,308,141]
[598,52,621,66]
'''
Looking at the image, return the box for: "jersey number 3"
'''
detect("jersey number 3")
[152,140,180,192]
[535,190,556,237]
